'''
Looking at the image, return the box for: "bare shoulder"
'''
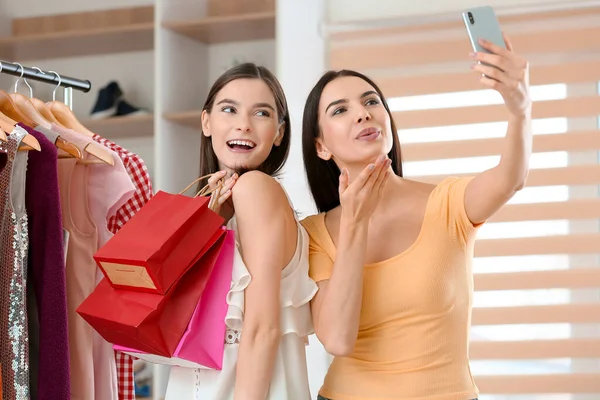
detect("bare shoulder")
[232,171,298,269]
[232,170,292,216]
[399,178,437,201]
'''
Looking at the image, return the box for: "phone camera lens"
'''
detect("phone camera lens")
[468,12,475,24]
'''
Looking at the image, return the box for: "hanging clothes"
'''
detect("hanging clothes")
[52,124,135,270]
[92,134,153,232]
[18,124,70,400]
[0,126,30,400]
[0,62,153,400]
[56,152,97,400]
[34,126,72,265]
[52,123,135,400]
[91,134,154,400]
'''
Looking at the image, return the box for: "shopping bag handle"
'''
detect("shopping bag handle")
[179,174,224,211]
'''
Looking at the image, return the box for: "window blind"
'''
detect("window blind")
[329,7,600,397]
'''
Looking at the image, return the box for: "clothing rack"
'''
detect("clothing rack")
[0,60,92,110]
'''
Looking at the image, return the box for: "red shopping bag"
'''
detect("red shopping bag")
[77,228,226,357]
[94,187,224,294]
[115,229,235,370]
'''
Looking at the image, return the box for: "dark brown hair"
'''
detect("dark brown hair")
[198,63,291,189]
[302,69,403,213]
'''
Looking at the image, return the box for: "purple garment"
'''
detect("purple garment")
[0,140,6,173]
[19,123,71,400]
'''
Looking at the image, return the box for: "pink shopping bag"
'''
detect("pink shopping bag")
[114,229,235,370]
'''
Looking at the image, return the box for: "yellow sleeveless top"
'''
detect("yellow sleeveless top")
[301,177,482,400]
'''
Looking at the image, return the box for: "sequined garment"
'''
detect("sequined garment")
[0,126,30,400]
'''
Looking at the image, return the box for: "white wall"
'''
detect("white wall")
[276,0,331,398]
[277,0,326,217]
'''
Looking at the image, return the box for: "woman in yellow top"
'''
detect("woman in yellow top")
[300,35,532,400]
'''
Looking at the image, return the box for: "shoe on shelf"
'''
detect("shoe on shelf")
[90,81,123,120]
[115,99,151,118]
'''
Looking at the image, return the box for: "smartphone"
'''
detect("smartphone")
[462,6,506,67]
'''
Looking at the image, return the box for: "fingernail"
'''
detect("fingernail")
[340,169,346,176]
[368,164,375,170]
[469,52,477,58]
[470,64,475,69]
[479,38,487,44]
[386,159,392,166]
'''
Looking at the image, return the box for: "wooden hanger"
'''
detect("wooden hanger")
[48,103,113,164]
[77,143,114,165]
[55,137,82,159]
[0,62,40,151]
[0,91,41,152]
[10,93,51,129]
[26,68,63,127]
[47,101,96,138]
[44,71,113,166]
[47,103,114,165]
[0,90,36,127]
[0,111,16,134]
[11,70,81,159]
[31,97,61,125]
[12,94,81,158]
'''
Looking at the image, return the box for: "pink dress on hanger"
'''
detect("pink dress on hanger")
[53,124,134,400]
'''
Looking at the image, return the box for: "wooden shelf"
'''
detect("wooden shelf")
[162,12,276,44]
[0,23,154,61]
[164,110,202,129]
[0,6,154,61]
[83,114,154,139]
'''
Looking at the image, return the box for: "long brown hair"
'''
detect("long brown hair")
[302,69,403,213]
[198,63,291,190]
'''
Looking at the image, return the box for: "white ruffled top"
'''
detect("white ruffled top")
[165,210,318,400]
[225,215,318,337]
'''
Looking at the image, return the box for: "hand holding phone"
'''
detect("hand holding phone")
[462,6,506,68]
[462,6,532,117]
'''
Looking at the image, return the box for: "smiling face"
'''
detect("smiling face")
[201,78,284,173]
[316,76,394,169]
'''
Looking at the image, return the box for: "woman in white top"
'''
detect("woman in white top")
[165,63,317,400]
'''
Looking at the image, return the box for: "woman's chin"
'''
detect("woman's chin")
[353,145,390,162]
